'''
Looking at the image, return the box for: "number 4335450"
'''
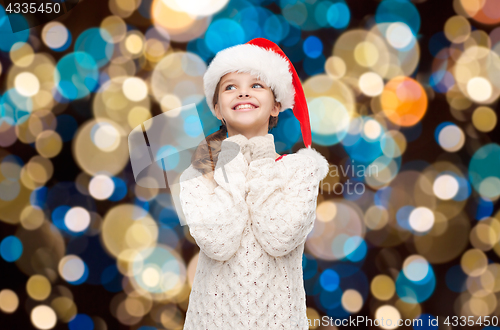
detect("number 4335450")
[444,315,499,327]
[5,2,61,14]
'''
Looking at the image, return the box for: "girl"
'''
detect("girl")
[179,38,329,330]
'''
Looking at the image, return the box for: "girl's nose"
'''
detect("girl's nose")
[238,93,250,98]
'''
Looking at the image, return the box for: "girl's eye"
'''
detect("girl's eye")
[225,83,263,90]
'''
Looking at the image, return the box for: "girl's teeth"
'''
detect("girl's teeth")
[235,104,256,110]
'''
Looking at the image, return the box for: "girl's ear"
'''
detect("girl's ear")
[214,103,222,120]
[272,101,281,116]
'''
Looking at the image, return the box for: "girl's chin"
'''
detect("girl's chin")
[228,118,267,128]
[231,108,259,113]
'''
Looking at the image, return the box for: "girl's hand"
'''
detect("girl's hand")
[248,133,276,161]
[221,134,252,164]
[224,134,249,149]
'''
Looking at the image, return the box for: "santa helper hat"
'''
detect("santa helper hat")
[203,38,329,180]
[203,37,312,149]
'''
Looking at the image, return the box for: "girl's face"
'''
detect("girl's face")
[214,71,280,137]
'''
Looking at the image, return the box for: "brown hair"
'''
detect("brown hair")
[192,79,279,178]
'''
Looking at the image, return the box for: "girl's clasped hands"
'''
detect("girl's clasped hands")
[223,134,276,165]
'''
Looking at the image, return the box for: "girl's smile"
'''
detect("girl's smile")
[233,102,259,111]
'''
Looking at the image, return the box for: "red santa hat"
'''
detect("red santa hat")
[203,37,312,149]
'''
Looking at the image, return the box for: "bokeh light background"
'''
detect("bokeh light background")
[1,0,500,329]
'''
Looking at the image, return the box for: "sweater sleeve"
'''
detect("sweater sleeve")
[179,151,249,262]
[246,149,329,258]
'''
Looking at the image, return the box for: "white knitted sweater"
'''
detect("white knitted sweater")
[179,139,329,330]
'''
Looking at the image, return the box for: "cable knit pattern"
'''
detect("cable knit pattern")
[179,141,329,330]
[248,134,276,160]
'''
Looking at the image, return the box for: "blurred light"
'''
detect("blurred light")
[0,289,19,313]
[35,130,63,158]
[74,119,129,176]
[458,0,500,25]
[142,266,161,287]
[409,207,434,233]
[364,205,389,230]
[327,1,350,29]
[50,297,77,322]
[74,28,114,68]
[14,72,40,97]
[371,275,395,301]
[343,236,367,262]
[108,177,127,202]
[100,16,127,44]
[359,72,384,97]
[363,119,383,140]
[380,130,406,158]
[325,56,346,79]
[354,41,379,67]
[319,269,340,292]
[467,77,492,102]
[124,33,145,54]
[0,88,33,126]
[26,275,52,301]
[0,236,23,262]
[173,0,230,17]
[374,305,400,330]
[10,42,34,67]
[101,204,158,258]
[396,264,436,303]
[26,156,54,187]
[128,106,152,129]
[444,15,471,44]
[91,122,120,152]
[472,106,497,132]
[68,313,94,330]
[375,0,420,36]
[204,19,245,54]
[386,22,413,49]
[89,174,115,200]
[303,36,323,58]
[308,96,351,145]
[470,217,500,251]
[42,22,71,51]
[130,244,186,296]
[403,255,429,282]
[461,249,488,277]
[64,207,91,233]
[469,143,500,199]
[59,255,86,283]
[436,123,465,152]
[54,52,98,100]
[151,0,210,43]
[433,174,459,200]
[31,305,57,330]
[381,76,427,127]
[341,289,363,313]
[123,77,148,102]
